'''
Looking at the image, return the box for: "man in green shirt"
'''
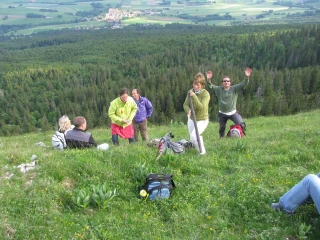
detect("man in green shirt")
[206,68,252,138]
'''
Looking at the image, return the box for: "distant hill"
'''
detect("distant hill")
[0,23,319,135]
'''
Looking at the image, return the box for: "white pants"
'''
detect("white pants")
[187,117,209,154]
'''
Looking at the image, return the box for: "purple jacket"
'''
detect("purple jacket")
[134,96,153,123]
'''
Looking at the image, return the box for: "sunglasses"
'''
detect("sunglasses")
[223,80,230,82]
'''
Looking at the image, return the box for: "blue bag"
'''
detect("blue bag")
[141,173,175,200]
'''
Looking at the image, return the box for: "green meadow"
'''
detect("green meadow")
[1,110,320,239]
[1,0,319,35]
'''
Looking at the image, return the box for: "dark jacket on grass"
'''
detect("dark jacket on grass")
[65,128,97,149]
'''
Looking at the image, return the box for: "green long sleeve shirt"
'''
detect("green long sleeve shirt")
[183,89,210,121]
[207,78,249,113]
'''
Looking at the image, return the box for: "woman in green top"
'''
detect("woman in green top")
[183,73,210,155]
[206,68,252,138]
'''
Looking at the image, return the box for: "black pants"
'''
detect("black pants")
[218,111,245,138]
[112,134,135,145]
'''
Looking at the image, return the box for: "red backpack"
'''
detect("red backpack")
[227,124,245,138]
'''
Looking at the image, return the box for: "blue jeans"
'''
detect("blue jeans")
[279,173,320,214]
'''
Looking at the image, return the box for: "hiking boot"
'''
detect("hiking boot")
[112,135,119,145]
[128,137,135,144]
[270,202,292,215]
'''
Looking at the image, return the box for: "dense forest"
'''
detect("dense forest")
[0,23,319,135]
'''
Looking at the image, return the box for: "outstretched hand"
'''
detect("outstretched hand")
[245,67,252,77]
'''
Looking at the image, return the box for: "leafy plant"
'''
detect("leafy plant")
[297,223,311,240]
[91,182,117,209]
[131,162,150,185]
[72,187,91,209]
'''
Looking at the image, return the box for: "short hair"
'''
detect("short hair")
[193,72,206,89]
[58,115,71,133]
[119,88,129,96]
[222,76,232,83]
[73,116,86,128]
[133,88,140,95]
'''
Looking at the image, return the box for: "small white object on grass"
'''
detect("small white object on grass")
[97,143,109,151]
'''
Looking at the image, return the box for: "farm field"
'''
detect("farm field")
[0,0,319,35]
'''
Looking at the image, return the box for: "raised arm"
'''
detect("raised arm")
[205,71,218,89]
[245,67,252,78]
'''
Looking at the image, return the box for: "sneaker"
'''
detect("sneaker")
[270,202,292,215]
[270,202,282,211]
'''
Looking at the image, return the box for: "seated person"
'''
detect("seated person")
[271,172,320,214]
[65,116,97,149]
[52,115,73,150]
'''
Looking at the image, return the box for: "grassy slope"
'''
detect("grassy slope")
[0,110,320,239]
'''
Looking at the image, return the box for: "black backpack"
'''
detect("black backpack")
[140,173,175,200]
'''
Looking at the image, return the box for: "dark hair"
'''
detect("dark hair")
[222,76,232,83]
[119,88,129,96]
[73,116,86,128]
[133,88,140,95]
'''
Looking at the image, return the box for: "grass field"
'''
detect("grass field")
[0,0,319,35]
[1,110,320,239]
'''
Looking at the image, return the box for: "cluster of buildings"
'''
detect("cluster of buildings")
[104,8,161,23]
[104,8,142,22]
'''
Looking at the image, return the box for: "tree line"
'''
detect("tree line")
[0,23,319,135]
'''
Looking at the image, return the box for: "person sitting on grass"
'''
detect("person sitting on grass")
[271,173,320,214]
[65,116,97,149]
[52,115,74,150]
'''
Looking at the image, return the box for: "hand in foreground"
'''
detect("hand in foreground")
[245,67,252,77]
[189,90,195,97]
[206,71,212,81]
[123,119,130,124]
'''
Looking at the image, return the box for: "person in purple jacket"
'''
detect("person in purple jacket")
[132,89,153,142]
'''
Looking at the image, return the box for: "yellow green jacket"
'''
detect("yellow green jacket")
[183,89,210,121]
[108,96,138,127]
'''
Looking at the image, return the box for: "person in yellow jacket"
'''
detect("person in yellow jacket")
[108,88,138,145]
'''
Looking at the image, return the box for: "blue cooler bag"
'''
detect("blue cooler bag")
[141,174,175,200]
